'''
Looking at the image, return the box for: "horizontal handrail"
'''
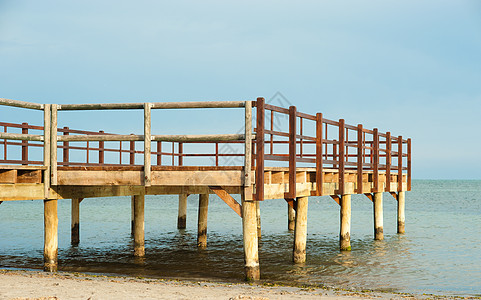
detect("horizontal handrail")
[59,101,246,111]
[0,98,44,110]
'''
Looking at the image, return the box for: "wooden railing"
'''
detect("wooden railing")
[253,98,411,200]
[0,97,411,200]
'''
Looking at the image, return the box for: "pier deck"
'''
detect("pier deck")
[0,97,411,280]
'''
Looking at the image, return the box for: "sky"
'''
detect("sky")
[1,0,480,179]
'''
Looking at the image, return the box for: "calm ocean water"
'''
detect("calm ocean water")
[1,180,480,296]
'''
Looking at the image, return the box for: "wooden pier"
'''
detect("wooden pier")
[0,97,411,280]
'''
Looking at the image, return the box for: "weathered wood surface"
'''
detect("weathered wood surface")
[397,191,406,234]
[71,198,81,245]
[58,101,245,110]
[373,192,383,240]
[340,194,351,251]
[133,194,145,257]
[241,194,259,281]
[293,196,308,263]
[177,194,187,229]
[209,186,242,217]
[197,194,209,248]
[0,98,44,110]
[0,132,44,141]
[44,199,58,272]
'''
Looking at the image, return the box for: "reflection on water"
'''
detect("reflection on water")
[0,180,480,296]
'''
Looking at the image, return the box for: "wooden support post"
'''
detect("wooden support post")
[144,103,152,186]
[242,192,260,281]
[44,199,58,272]
[131,195,135,236]
[178,193,187,229]
[288,203,295,231]
[50,104,58,185]
[340,194,351,251]
[256,201,261,238]
[398,191,406,234]
[197,194,209,248]
[255,97,264,201]
[43,104,51,199]
[293,196,308,263]
[373,192,383,240]
[133,194,145,257]
[71,198,82,246]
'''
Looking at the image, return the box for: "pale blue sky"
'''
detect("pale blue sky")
[1,0,480,179]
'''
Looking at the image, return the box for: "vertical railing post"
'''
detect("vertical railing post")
[287,106,297,199]
[99,130,105,165]
[316,113,323,196]
[50,104,58,186]
[255,98,265,201]
[244,100,252,187]
[43,104,51,199]
[215,142,219,167]
[156,141,162,166]
[398,136,403,192]
[179,142,183,166]
[407,138,411,191]
[144,103,152,186]
[333,140,337,169]
[357,124,363,194]
[385,132,391,192]
[338,119,345,195]
[63,127,69,166]
[373,128,379,193]
[129,136,135,165]
[21,122,28,165]
[3,125,7,161]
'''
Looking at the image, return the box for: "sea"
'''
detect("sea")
[0,180,480,297]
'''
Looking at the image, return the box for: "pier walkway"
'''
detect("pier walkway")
[0,97,411,280]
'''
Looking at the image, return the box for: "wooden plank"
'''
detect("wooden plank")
[209,186,242,217]
[152,170,243,186]
[244,100,252,186]
[0,170,16,183]
[152,101,246,109]
[0,98,44,110]
[57,170,143,185]
[0,184,45,201]
[364,193,374,202]
[316,113,323,196]
[17,170,42,183]
[144,103,152,186]
[255,97,265,201]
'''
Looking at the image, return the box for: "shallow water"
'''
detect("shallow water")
[1,180,480,296]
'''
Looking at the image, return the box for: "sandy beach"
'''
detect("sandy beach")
[0,269,428,300]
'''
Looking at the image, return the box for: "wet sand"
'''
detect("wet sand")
[0,269,448,300]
